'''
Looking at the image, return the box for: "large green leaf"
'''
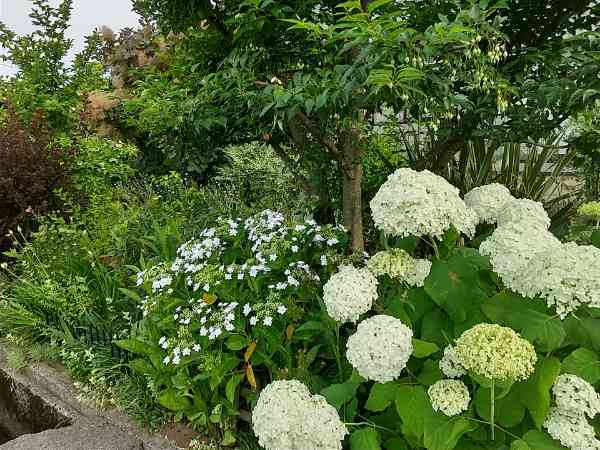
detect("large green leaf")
[394,385,429,440]
[518,430,566,449]
[321,379,361,410]
[474,386,526,428]
[158,388,191,411]
[481,292,565,352]
[514,357,561,429]
[561,348,600,384]
[423,412,478,450]
[350,428,381,450]
[412,339,439,358]
[424,251,491,322]
[115,338,153,355]
[563,316,600,352]
[366,382,400,412]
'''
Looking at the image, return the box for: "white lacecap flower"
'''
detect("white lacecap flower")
[518,243,600,319]
[367,248,432,287]
[252,380,348,450]
[370,168,477,239]
[323,265,378,323]
[480,222,561,296]
[544,407,600,450]
[439,345,467,378]
[455,323,537,382]
[428,379,471,416]
[496,197,551,230]
[463,183,514,224]
[346,315,413,383]
[553,374,600,419]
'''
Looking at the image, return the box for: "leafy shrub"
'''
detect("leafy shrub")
[122,170,600,449]
[0,107,68,251]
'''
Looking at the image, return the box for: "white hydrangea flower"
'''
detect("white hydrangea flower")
[479,222,561,295]
[439,345,467,378]
[553,374,600,419]
[455,323,537,382]
[544,407,600,450]
[252,380,347,450]
[428,379,471,416]
[519,243,600,319]
[463,183,515,224]
[370,168,477,239]
[346,315,413,383]
[323,265,378,323]
[367,248,432,287]
[496,197,551,230]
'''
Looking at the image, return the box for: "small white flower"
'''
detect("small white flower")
[277,305,287,315]
[291,245,299,253]
[263,316,273,326]
[162,356,171,365]
[250,316,258,326]
[327,238,339,246]
[243,304,253,316]
[320,255,327,266]
[182,347,191,356]
[192,344,201,352]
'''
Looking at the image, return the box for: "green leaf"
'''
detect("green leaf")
[424,252,490,322]
[561,348,600,384]
[368,0,393,13]
[350,428,381,450]
[395,385,429,440]
[564,316,600,352]
[412,339,439,358]
[417,359,444,386]
[474,386,526,428]
[423,413,478,450]
[158,388,191,412]
[383,437,407,450]
[510,441,532,450]
[482,292,565,352]
[591,229,600,249]
[115,338,152,355]
[366,382,399,412]
[321,380,361,410]
[225,335,247,351]
[519,430,566,449]
[128,358,154,375]
[512,357,561,429]
[225,373,244,404]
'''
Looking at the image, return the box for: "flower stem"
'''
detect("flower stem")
[490,379,495,440]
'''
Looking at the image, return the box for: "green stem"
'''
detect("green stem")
[490,379,495,440]
[334,324,343,382]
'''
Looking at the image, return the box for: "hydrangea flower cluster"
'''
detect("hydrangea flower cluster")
[496,197,551,230]
[323,265,378,323]
[463,183,515,225]
[553,374,600,419]
[367,248,432,287]
[439,345,467,378]
[454,323,537,381]
[427,379,471,416]
[479,222,561,297]
[135,210,347,365]
[370,168,477,239]
[252,380,347,450]
[544,407,600,450]
[345,315,413,383]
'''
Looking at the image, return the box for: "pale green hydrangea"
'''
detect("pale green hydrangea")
[464,183,515,224]
[544,407,600,450]
[496,197,551,230]
[553,374,600,419]
[322,265,378,323]
[455,323,537,381]
[367,248,432,287]
[439,345,467,378]
[428,379,471,416]
[578,201,600,220]
[346,315,413,383]
[252,380,348,450]
[370,168,477,239]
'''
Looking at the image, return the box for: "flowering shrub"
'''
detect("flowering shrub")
[118,173,600,450]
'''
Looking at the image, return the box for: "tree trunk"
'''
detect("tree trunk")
[341,127,364,252]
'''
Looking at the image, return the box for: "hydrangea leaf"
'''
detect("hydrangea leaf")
[421,309,453,348]
[366,382,400,412]
[424,252,490,322]
[383,437,408,450]
[481,292,566,352]
[563,316,600,352]
[519,430,566,449]
[321,379,361,410]
[349,428,381,450]
[423,411,478,450]
[158,388,192,411]
[412,339,439,358]
[510,440,531,450]
[474,386,526,428]
[513,357,561,429]
[394,385,429,440]
[417,359,444,386]
[561,348,600,384]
